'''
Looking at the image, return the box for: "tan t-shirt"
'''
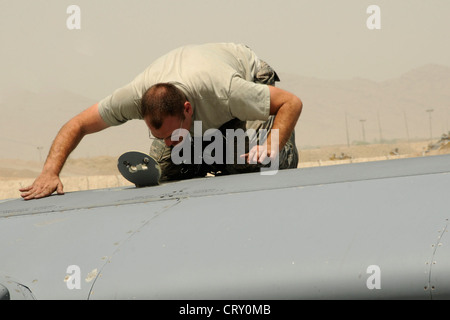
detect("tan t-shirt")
[98,43,271,136]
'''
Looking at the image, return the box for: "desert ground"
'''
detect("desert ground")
[1,138,449,201]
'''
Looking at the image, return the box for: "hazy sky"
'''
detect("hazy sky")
[1,0,450,100]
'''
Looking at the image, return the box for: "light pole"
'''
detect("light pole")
[426,109,434,143]
[403,111,410,144]
[345,113,350,147]
[377,111,383,143]
[360,119,366,143]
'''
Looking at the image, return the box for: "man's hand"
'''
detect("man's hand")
[239,85,301,170]
[19,173,64,200]
[17,103,109,201]
[241,138,279,165]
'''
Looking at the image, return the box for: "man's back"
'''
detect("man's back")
[98,43,269,134]
[146,43,260,84]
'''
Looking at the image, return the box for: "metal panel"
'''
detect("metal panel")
[89,172,450,299]
[1,154,449,299]
[0,199,179,299]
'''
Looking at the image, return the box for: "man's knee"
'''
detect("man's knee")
[149,138,208,181]
[279,131,299,169]
[149,139,186,181]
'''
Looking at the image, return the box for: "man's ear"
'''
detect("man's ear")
[184,101,193,116]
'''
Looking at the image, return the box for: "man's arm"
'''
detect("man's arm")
[19,103,110,200]
[245,85,302,164]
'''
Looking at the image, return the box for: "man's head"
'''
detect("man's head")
[142,83,193,146]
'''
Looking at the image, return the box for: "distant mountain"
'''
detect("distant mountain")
[278,64,450,147]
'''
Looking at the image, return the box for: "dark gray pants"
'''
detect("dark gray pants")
[150,60,299,181]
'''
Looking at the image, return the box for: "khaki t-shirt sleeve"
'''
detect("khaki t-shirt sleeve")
[98,82,143,126]
[228,76,271,121]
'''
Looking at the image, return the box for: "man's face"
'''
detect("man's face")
[145,101,193,147]
[146,115,189,147]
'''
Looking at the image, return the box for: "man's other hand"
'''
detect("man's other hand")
[240,141,279,165]
[19,173,64,200]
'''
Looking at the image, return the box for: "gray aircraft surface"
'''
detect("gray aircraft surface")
[1,154,450,300]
